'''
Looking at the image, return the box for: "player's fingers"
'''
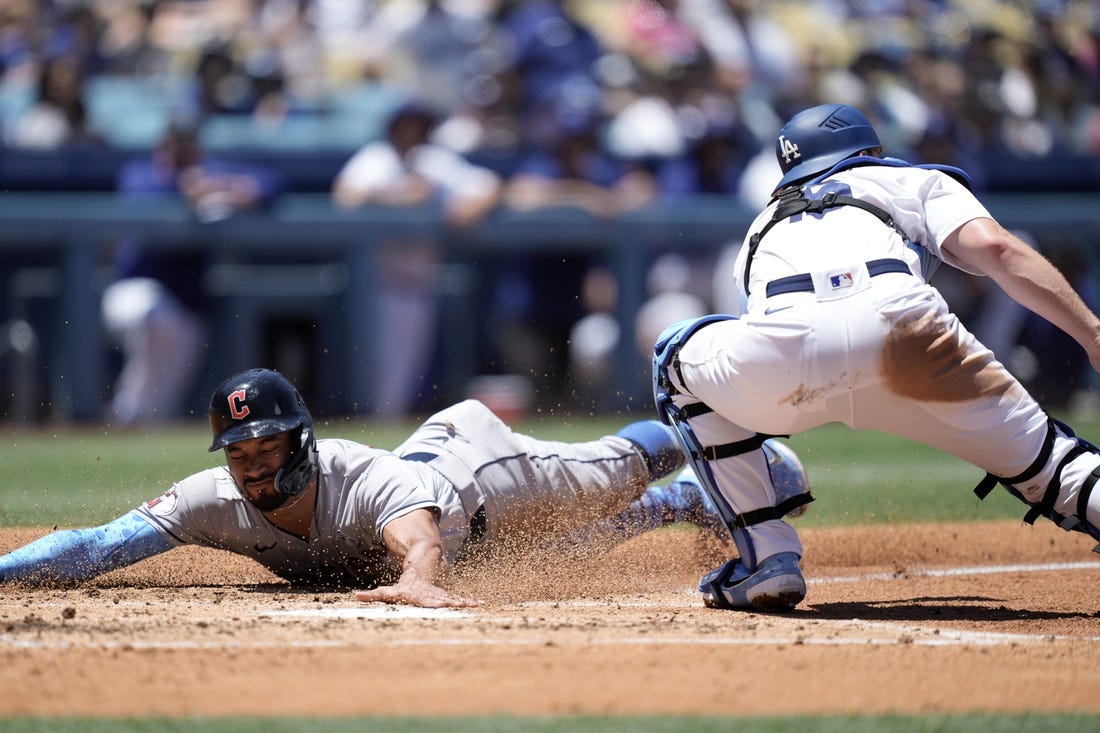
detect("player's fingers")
[354,587,482,608]
[405,590,483,608]
[354,588,400,605]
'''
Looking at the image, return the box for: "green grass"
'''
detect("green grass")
[3,412,1089,528]
[0,714,1097,733]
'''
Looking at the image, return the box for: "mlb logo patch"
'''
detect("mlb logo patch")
[829,272,854,289]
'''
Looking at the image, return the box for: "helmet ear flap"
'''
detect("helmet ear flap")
[273,425,318,498]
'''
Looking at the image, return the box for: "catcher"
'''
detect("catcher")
[654,103,1100,612]
[0,368,809,607]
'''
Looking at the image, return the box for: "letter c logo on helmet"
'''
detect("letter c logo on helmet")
[208,368,312,453]
[228,389,250,420]
[207,368,319,500]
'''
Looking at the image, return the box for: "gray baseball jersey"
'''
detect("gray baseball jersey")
[135,438,463,586]
[135,400,649,586]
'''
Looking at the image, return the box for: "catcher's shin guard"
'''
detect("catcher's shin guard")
[652,316,813,571]
[974,418,1100,550]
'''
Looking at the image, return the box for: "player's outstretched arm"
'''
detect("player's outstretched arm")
[943,217,1100,373]
[354,508,480,609]
[0,511,172,586]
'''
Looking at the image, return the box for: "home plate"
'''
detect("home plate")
[264,606,473,620]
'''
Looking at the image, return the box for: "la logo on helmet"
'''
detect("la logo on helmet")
[778,135,801,164]
[228,389,251,419]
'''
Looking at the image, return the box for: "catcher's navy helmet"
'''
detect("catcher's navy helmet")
[772,103,882,193]
[208,368,317,498]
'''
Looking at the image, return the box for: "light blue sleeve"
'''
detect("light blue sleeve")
[0,511,173,586]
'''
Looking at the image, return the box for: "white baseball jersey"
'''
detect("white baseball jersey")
[734,164,988,315]
[667,163,1054,562]
[136,400,649,586]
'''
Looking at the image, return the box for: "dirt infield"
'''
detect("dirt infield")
[2,520,1100,719]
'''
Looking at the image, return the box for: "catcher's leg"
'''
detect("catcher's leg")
[975,417,1100,547]
[653,316,813,612]
[655,441,811,540]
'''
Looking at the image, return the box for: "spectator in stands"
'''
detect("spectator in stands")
[0,1,37,82]
[93,0,157,75]
[603,56,760,198]
[616,0,703,80]
[332,100,503,418]
[2,0,1097,196]
[102,121,285,425]
[192,42,284,120]
[362,0,505,117]
[4,53,102,150]
[677,0,804,97]
[499,0,606,114]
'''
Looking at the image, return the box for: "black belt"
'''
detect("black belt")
[765,258,912,298]
[467,505,487,543]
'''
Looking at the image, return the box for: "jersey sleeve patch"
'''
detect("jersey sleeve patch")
[144,488,180,517]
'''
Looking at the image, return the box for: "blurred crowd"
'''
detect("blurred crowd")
[2,0,1100,420]
[4,0,1100,183]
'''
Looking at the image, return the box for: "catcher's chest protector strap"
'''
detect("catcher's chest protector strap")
[742,154,973,295]
[743,190,900,294]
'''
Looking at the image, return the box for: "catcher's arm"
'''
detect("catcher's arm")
[942,216,1100,373]
[354,508,480,608]
[0,511,172,586]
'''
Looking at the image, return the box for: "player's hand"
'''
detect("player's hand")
[354,579,481,609]
[370,509,480,608]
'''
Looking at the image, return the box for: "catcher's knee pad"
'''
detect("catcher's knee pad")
[615,420,685,481]
[975,418,1100,549]
[652,314,734,427]
[762,439,812,520]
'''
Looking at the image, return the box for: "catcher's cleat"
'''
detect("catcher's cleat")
[698,552,806,612]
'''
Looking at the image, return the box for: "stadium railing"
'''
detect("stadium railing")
[0,192,1097,421]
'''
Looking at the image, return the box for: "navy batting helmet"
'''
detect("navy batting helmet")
[772,103,882,193]
[208,368,317,498]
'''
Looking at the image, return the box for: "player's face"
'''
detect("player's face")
[223,432,293,512]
